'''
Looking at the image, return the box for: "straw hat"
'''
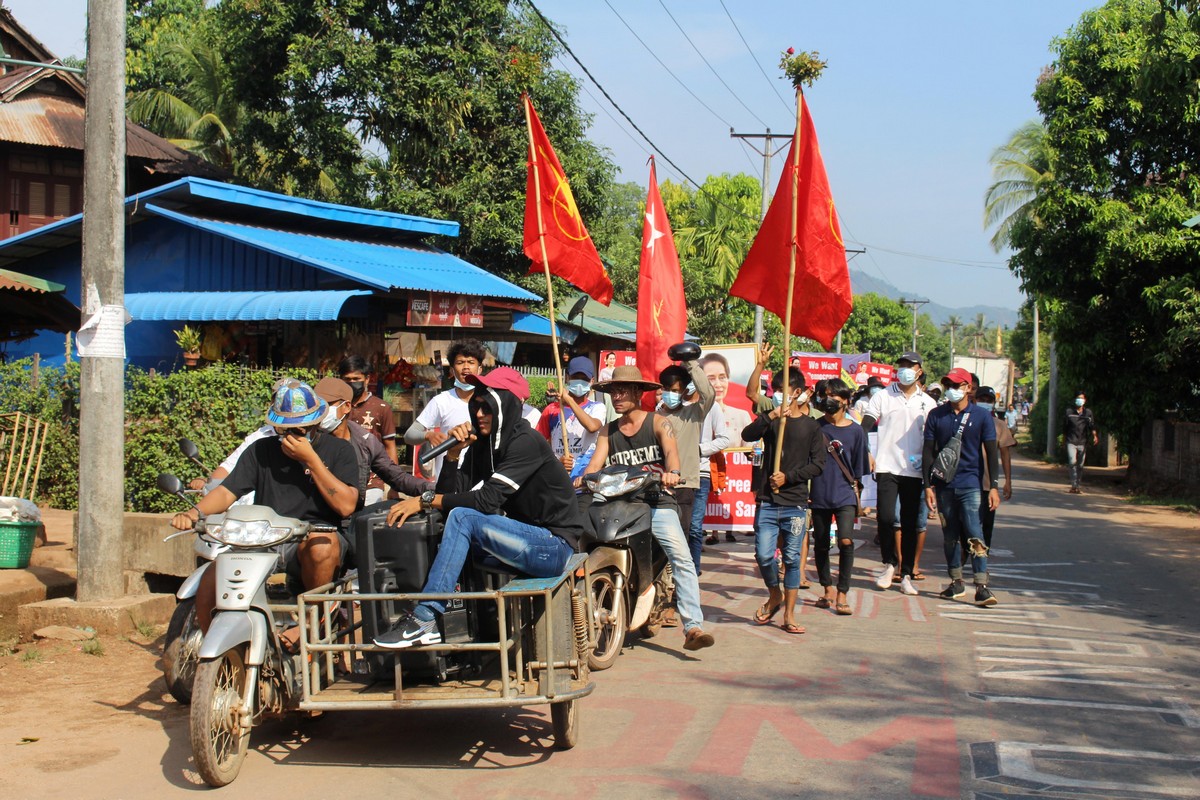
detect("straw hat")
[591,365,661,393]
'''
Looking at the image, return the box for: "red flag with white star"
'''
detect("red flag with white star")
[636,157,687,392]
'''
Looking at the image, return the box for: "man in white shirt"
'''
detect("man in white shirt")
[404,339,485,479]
[861,351,938,595]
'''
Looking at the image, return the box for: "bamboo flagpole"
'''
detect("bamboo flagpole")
[523,97,572,462]
[772,88,804,473]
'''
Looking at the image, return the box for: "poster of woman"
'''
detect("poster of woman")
[698,343,760,532]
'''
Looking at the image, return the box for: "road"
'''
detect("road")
[3,453,1198,799]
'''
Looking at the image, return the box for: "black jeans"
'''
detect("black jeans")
[875,473,923,577]
[812,505,856,594]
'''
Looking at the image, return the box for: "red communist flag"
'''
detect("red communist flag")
[729,94,851,349]
[636,158,687,392]
[523,95,613,305]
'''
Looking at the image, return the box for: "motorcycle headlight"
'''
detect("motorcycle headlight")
[587,471,650,498]
[211,518,294,547]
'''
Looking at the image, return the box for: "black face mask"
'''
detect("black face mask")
[347,380,366,400]
[819,397,842,414]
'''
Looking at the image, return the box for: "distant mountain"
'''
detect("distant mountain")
[849,268,1019,328]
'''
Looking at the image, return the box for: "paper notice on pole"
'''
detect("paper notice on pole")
[76,304,130,359]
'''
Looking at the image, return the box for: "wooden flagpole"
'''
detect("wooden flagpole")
[773,88,804,473]
[523,95,572,461]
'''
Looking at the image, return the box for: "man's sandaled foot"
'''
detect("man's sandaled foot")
[835,602,853,616]
[753,602,782,624]
[814,597,833,609]
[780,622,805,634]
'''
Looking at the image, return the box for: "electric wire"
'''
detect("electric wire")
[719,0,793,116]
[599,0,735,129]
[655,0,768,128]
[848,242,1010,270]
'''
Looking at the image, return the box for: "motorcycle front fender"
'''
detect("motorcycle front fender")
[586,547,630,582]
[198,611,270,666]
[176,561,211,600]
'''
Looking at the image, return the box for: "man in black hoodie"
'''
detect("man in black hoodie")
[374,368,585,649]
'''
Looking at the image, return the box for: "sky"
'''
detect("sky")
[6,0,1101,311]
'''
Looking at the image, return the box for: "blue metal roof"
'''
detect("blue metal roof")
[512,311,578,344]
[144,204,540,301]
[126,290,372,321]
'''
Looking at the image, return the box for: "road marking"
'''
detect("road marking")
[967,692,1200,728]
[975,632,1151,657]
[972,741,1200,797]
[979,664,1175,688]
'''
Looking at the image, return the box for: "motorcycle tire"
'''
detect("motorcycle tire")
[190,646,252,787]
[550,699,579,750]
[162,598,202,705]
[587,568,626,671]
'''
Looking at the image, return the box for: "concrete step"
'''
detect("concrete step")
[0,564,77,639]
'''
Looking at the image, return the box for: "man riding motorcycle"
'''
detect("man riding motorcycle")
[373,367,586,649]
[170,379,359,634]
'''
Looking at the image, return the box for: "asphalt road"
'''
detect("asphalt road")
[4,452,1199,799]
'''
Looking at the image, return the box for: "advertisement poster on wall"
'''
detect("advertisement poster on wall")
[697,343,760,532]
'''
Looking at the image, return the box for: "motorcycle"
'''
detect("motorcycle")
[156,472,323,787]
[580,464,675,671]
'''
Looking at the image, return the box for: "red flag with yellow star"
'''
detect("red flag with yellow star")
[636,157,686,389]
[523,95,613,305]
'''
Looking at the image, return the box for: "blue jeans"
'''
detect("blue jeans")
[687,475,712,575]
[419,507,573,615]
[754,502,808,590]
[936,486,989,586]
[651,506,705,632]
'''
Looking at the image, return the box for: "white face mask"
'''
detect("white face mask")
[318,402,344,432]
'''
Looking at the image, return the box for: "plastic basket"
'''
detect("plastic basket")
[0,520,38,569]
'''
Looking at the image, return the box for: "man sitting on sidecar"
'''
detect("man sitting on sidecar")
[171,379,359,632]
[373,367,587,649]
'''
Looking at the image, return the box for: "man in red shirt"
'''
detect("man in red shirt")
[339,355,398,505]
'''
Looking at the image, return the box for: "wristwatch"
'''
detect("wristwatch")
[668,469,681,476]
[420,490,436,511]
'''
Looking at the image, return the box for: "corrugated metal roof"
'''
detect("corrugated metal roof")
[0,267,64,293]
[145,203,539,301]
[125,290,372,322]
[556,292,638,340]
[511,311,578,344]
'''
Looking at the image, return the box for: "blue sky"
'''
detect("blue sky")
[8,0,1100,310]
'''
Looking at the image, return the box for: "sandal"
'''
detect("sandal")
[279,625,302,655]
[912,571,926,582]
[835,603,853,616]
[780,622,805,635]
[753,602,782,625]
[814,597,833,609]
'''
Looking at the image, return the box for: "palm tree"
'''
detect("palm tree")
[983,120,1056,252]
[942,314,962,369]
[674,191,753,292]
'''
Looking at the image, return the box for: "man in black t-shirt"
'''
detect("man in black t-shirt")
[1064,391,1098,494]
[172,380,359,632]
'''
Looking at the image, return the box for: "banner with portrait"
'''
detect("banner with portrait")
[698,343,760,531]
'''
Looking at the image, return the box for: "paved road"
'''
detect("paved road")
[5,453,1199,798]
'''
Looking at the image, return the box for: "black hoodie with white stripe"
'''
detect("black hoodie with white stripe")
[434,384,584,551]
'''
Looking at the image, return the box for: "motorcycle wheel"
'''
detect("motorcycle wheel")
[190,646,251,787]
[162,598,202,705]
[550,699,579,750]
[587,569,626,671]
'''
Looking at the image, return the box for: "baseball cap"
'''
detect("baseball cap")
[266,380,326,428]
[314,377,353,405]
[897,351,922,365]
[943,367,972,386]
[566,355,595,380]
[866,376,884,389]
[468,367,530,401]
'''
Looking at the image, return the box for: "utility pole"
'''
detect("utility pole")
[1032,300,1040,404]
[898,298,929,352]
[77,0,127,601]
[1045,335,1058,459]
[730,128,788,345]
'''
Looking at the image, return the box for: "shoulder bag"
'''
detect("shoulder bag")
[823,433,862,517]
[930,412,971,484]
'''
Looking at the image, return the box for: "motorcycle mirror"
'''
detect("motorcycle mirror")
[667,341,700,362]
[156,472,184,496]
[178,438,200,460]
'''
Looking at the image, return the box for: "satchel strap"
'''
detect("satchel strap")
[823,432,857,488]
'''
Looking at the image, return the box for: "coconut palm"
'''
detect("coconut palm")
[983,120,1056,252]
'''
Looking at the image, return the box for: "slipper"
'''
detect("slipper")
[814,597,833,609]
[912,571,926,582]
[835,603,853,616]
[798,581,812,590]
[279,625,302,655]
[753,603,781,625]
[780,622,805,635]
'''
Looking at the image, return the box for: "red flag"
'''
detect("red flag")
[523,95,613,305]
[729,95,851,349]
[636,158,687,392]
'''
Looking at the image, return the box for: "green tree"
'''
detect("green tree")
[1007,0,1200,454]
[839,294,912,364]
[983,121,1056,252]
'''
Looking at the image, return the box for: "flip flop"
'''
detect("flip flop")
[835,603,853,616]
[814,597,833,609]
[753,602,781,625]
[912,571,927,582]
[780,622,805,634]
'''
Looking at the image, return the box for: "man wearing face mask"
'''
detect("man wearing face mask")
[657,357,716,538]
[923,368,1001,607]
[1064,391,1098,494]
[536,356,604,484]
[339,356,398,503]
[314,378,432,509]
[861,352,938,595]
[405,339,486,479]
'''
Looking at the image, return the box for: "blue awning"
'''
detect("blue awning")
[511,311,578,344]
[126,290,373,321]
[145,204,540,302]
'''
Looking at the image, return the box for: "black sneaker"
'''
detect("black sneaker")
[939,579,966,599]
[373,613,442,649]
[975,586,998,607]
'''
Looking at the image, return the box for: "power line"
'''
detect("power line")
[847,242,1011,270]
[599,0,734,129]
[718,0,792,116]
[655,0,767,128]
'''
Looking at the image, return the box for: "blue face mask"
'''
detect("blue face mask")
[567,380,591,398]
[976,402,994,413]
[869,386,883,397]
[1075,398,1085,407]
[685,381,696,396]
[896,367,918,386]
[454,379,474,392]
[661,391,682,409]
[944,388,965,403]
[772,391,784,408]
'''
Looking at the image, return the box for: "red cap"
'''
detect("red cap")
[468,367,530,401]
[942,367,972,387]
